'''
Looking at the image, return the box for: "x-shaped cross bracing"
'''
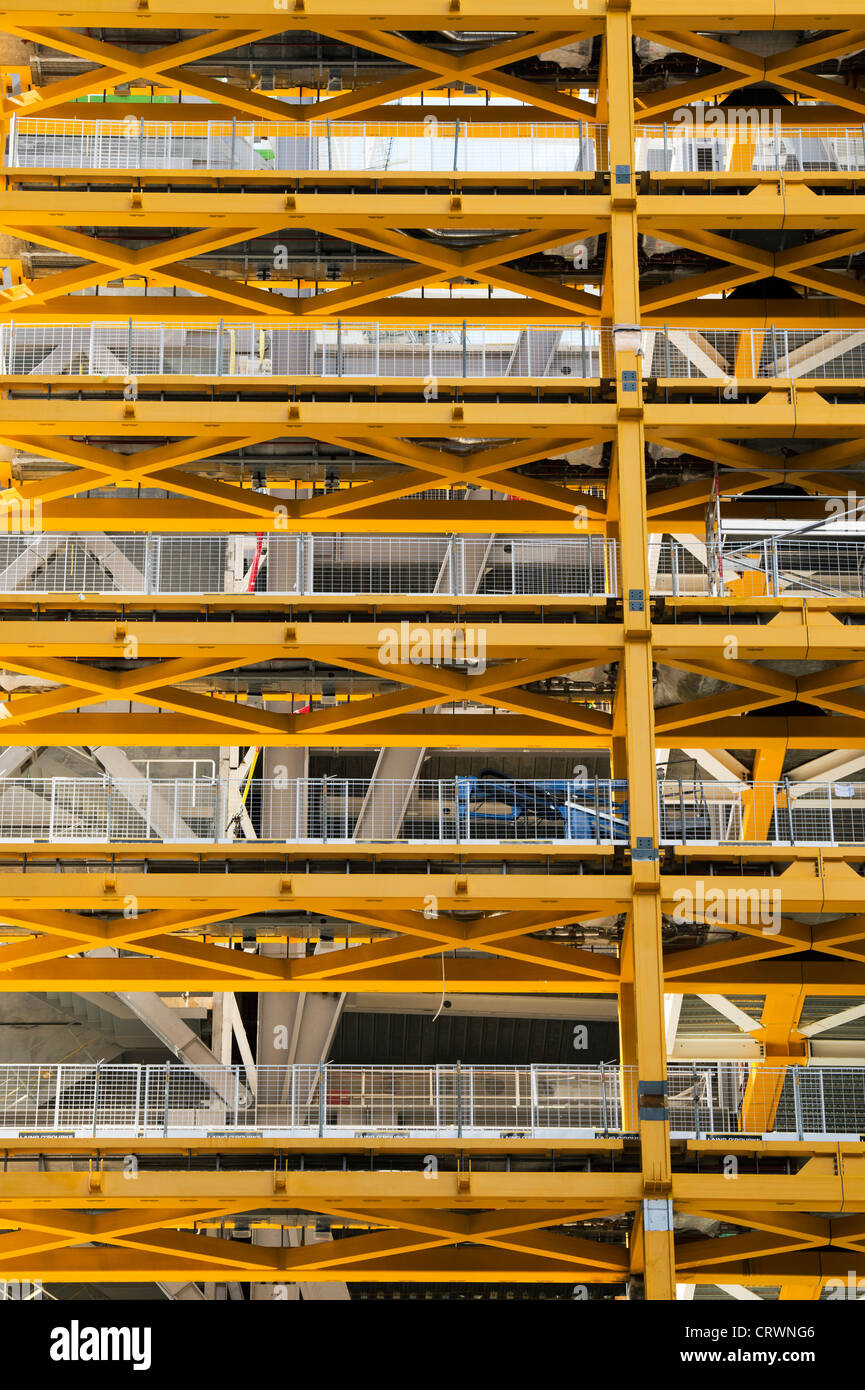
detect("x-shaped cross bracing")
[0,205,602,321]
[0,23,601,126]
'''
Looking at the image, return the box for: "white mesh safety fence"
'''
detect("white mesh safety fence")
[7,118,609,173]
[0,321,611,379]
[648,537,865,600]
[657,779,865,845]
[1,776,863,846]
[0,775,631,845]
[2,1062,864,1139]
[2,323,864,382]
[0,1062,631,1137]
[666,1063,865,1140]
[0,533,619,597]
[634,123,865,174]
[9,118,865,177]
[0,533,861,601]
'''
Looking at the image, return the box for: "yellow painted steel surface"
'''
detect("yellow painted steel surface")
[1,2,864,1298]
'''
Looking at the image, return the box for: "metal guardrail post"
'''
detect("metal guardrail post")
[793,1066,804,1139]
[319,1061,325,1136]
[600,1062,609,1136]
[54,1064,62,1129]
[818,1068,827,1136]
[692,1062,702,1140]
[456,1061,463,1138]
[144,534,154,595]
[580,321,587,376]
[337,319,342,376]
[216,319,223,376]
[92,1061,102,1138]
[461,320,467,377]
[769,537,780,596]
[127,318,132,371]
[452,118,460,171]
[133,1062,141,1132]
[827,780,835,847]
[229,117,236,169]
[785,776,794,843]
[163,1062,170,1137]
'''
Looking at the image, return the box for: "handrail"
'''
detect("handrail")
[0,775,861,847]
[7,117,865,176]
[2,322,863,382]
[1,1060,861,1140]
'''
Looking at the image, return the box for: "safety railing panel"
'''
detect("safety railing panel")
[2,776,862,847]
[635,123,865,174]
[3,323,863,384]
[658,779,865,846]
[3,1062,864,1139]
[9,119,865,177]
[0,1062,628,1137]
[649,537,865,601]
[667,1063,865,1139]
[0,321,612,380]
[0,776,631,845]
[2,534,860,603]
[0,533,620,599]
[644,326,865,380]
[6,118,610,174]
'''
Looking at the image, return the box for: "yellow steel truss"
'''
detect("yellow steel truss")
[1,1,865,1299]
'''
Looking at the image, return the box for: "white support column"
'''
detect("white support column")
[0,745,38,778]
[254,941,347,1299]
[664,994,683,1057]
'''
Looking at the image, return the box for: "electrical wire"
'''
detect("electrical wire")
[431,952,447,1021]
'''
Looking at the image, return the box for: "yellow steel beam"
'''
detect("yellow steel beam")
[0,870,861,995]
[0,397,863,438]
[0,2,861,25]
[0,1163,863,1286]
[3,2,865,1301]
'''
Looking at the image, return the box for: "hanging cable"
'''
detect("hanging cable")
[431,952,447,1021]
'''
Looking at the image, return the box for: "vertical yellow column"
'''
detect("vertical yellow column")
[740,986,806,1132]
[606,0,675,1302]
